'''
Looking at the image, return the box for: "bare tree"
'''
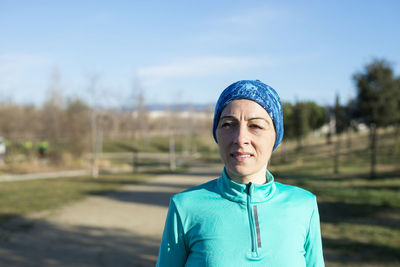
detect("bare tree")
[40,68,65,158]
[88,75,101,178]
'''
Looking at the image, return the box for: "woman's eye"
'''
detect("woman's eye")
[221,122,232,128]
[250,124,263,129]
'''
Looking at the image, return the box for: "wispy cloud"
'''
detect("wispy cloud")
[187,5,291,48]
[137,56,271,79]
[216,6,287,27]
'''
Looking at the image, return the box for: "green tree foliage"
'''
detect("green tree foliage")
[306,101,329,131]
[353,58,399,178]
[353,59,398,126]
[292,102,309,149]
[394,77,400,124]
[333,94,349,174]
[282,102,295,139]
[289,101,328,150]
[334,94,349,135]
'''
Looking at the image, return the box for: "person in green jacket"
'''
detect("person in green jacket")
[157,80,325,266]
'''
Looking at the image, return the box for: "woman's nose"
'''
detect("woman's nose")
[233,124,250,145]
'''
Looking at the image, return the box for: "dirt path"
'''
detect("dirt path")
[0,164,222,267]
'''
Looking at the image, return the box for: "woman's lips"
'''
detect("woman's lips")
[231,152,253,161]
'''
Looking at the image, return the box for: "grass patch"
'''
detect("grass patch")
[270,130,400,265]
[0,172,148,225]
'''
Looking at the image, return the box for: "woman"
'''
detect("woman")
[157,80,324,266]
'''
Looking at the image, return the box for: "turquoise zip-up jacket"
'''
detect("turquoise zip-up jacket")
[157,170,324,266]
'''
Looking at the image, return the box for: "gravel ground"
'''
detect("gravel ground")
[0,164,222,267]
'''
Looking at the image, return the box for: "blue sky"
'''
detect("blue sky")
[1,0,399,108]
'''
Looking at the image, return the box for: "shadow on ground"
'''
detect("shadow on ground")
[318,201,400,229]
[0,216,158,267]
[94,190,176,208]
[323,237,400,266]
[90,177,220,208]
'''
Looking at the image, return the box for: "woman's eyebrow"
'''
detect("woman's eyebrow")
[220,116,270,123]
[220,115,237,120]
[248,117,270,123]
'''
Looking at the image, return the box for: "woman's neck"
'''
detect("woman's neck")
[226,168,267,185]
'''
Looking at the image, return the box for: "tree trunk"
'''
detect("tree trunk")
[91,110,98,178]
[389,124,400,155]
[143,130,150,152]
[296,136,302,152]
[346,128,352,149]
[370,124,377,179]
[326,132,332,145]
[169,131,176,171]
[334,135,340,174]
[132,131,138,173]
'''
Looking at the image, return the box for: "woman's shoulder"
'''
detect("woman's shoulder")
[274,182,317,203]
[171,177,221,205]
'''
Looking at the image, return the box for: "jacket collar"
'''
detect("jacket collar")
[217,168,276,204]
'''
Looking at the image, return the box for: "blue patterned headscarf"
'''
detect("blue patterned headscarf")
[213,80,284,151]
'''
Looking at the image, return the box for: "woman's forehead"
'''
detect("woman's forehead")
[220,99,270,119]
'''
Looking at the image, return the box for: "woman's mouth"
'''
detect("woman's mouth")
[231,152,253,161]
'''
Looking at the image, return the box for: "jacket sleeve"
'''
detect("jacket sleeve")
[156,197,188,267]
[304,198,325,267]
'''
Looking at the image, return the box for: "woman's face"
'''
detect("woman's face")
[216,99,276,182]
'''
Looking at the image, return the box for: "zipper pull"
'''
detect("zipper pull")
[246,182,252,194]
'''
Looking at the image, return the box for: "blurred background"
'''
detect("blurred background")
[0,1,399,266]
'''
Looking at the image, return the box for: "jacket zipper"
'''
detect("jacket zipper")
[253,205,262,249]
[246,183,261,256]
